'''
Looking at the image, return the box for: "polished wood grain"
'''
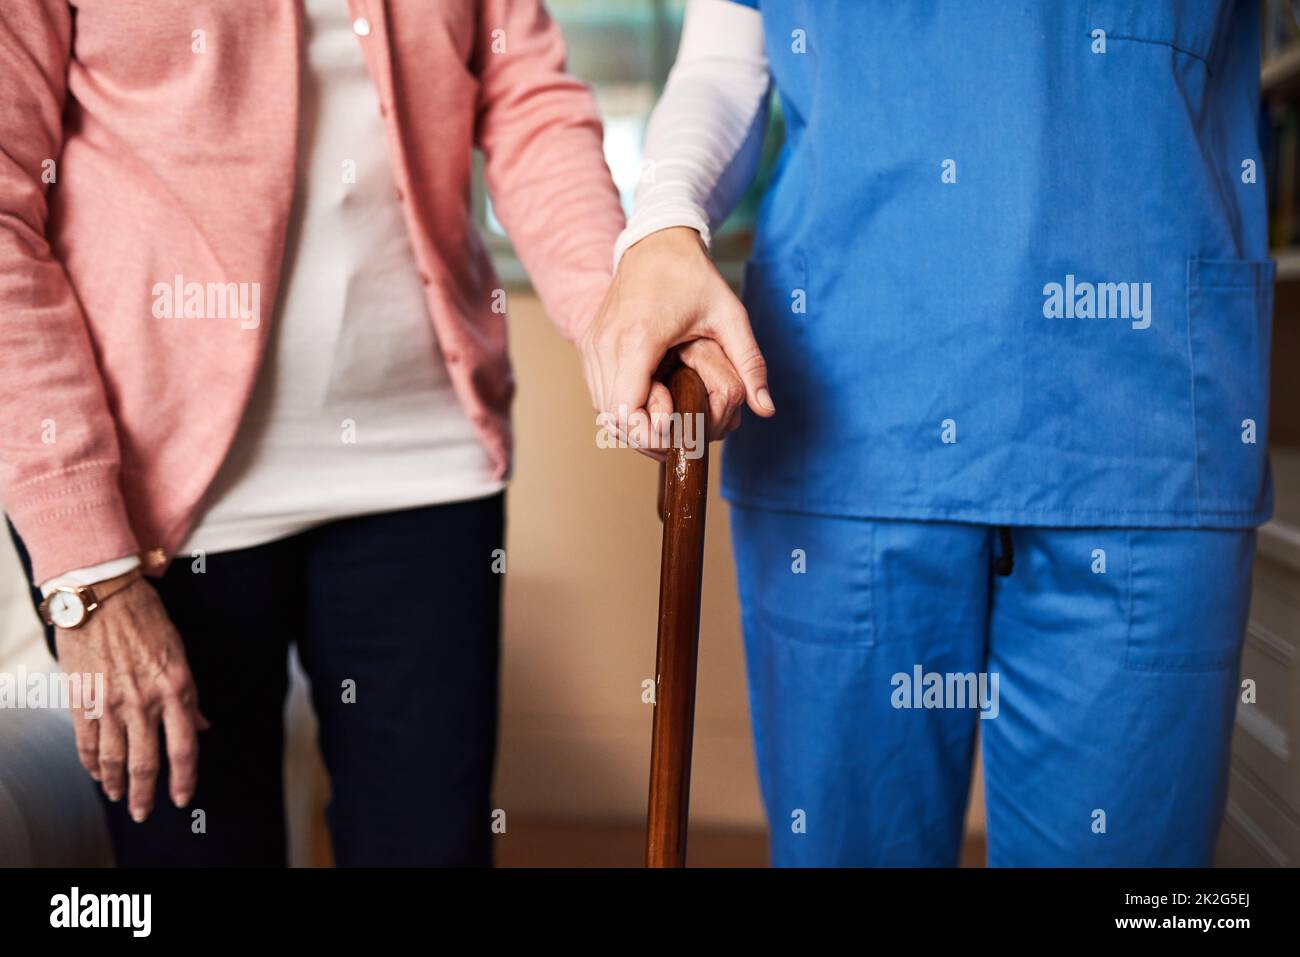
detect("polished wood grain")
[646,366,710,868]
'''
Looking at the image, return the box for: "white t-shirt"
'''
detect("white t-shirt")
[180,0,503,556]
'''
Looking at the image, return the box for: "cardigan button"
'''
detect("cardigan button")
[352,17,372,37]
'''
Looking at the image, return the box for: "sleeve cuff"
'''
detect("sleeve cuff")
[39,555,142,598]
[4,462,141,583]
[613,209,713,270]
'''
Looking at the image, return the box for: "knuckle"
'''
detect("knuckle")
[738,350,767,379]
[592,326,617,354]
[678,338,700,357]
[158,667,194,697]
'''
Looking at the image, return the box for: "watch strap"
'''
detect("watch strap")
[84,567,144,606]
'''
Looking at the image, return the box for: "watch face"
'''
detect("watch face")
[47,590,87,629]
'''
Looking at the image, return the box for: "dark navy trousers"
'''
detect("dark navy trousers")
[10,493,504,867]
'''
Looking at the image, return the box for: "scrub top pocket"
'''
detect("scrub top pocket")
[1186,258,1275,520]
[1086,0,1227,65]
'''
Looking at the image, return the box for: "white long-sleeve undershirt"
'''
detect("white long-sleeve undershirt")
[613,0,772,267]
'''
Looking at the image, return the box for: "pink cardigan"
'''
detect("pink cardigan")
[0,1,624,583]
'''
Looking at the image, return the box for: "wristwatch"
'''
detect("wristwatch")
[38,568,144,630]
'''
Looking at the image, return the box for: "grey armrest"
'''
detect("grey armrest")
[0,708,112,867]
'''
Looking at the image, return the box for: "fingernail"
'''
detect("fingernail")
[756,387,775,411]
[131,809,147,823]
[174,793,192,809]
[106,790,121,802]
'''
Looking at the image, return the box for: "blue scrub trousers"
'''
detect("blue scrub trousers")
[730,504,1254,867]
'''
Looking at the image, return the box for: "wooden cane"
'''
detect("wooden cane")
[646,365,710,868]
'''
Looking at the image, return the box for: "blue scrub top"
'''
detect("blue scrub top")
[722,0,1274,529]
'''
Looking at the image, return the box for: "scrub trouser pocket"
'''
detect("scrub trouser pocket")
[982,526,1253,867]
[729,504,1254,867]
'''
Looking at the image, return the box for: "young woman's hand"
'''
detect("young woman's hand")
[56,576,208,823]
[579,227,775,455]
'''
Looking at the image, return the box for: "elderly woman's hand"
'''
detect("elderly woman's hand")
[56,575,208,823]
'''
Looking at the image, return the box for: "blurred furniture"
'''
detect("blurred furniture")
[0,709,112,867]
[1216,451,1300,866]
[0,534,111,866]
